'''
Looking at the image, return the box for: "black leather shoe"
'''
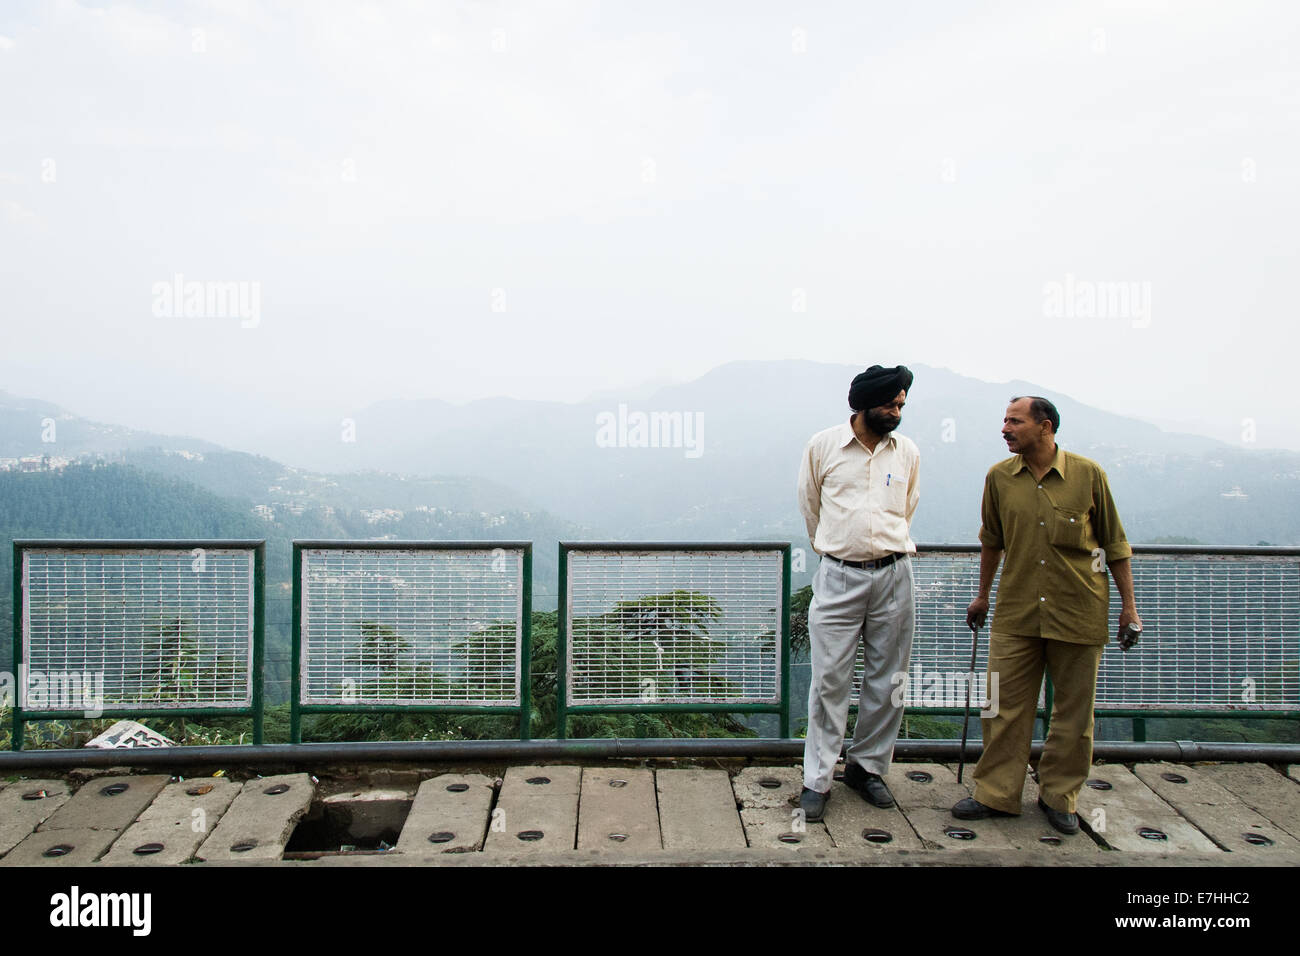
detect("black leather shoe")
[799,787,828,822]
[1037,796,1080,834]
[951,796,1015,820]
[843,762,895,808]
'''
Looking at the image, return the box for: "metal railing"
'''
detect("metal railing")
[557,542,791,739]
[291,541,532,742]
[844,545,1300,738]
[6,540,1296,751]
[10,540,265,750]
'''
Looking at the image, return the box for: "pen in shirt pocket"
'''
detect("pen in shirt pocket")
[886,473,891,486]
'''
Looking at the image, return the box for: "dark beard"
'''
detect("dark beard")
[865,409,901,434]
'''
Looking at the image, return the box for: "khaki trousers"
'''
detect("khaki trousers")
[971,632,1104,814]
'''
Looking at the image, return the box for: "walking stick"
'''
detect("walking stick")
[957,619,981,784]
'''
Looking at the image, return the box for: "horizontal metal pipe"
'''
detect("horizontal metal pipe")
[2,738,1298,771]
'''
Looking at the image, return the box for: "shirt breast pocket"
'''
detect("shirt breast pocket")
[1049,506,1093,551]
[884,468,910,513]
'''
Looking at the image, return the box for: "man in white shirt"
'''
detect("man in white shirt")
[796,365,920,821]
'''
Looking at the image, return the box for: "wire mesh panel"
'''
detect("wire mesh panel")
[19,545,257,713]
[297,545,526,708]
[844,548,1299,715]
[1096,552,1300,711]
[564,546,786,707]
[850,552,1002,712]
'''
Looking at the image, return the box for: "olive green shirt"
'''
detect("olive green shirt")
[978,445,1132,644]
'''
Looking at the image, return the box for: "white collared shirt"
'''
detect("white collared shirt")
[796,419,920,562]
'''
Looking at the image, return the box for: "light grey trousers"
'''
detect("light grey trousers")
[803,554,916,792]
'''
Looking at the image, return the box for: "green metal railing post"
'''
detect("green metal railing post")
[556,543,568,741]
[520,544,533,742]
[779,544,792,738]
[252,542,265,746]
[290,543,303,745]
[11,541,23,751]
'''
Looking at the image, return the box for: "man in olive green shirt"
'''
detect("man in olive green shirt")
[952,396,1142,834]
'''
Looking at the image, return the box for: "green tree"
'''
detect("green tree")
[570,590,737,701]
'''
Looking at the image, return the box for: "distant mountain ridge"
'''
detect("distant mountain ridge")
[2,362,1297,550]
[225,360,1299,546]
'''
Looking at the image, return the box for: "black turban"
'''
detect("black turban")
[848,365,913,411]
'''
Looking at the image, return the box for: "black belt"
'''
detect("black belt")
[827,552,906,570]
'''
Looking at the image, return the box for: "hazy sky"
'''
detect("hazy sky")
[2,0,1298,451]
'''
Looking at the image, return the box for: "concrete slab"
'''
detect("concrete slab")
[0,778,72,857]
[135,776,241,825]
[731,766,834,850]
[397,773,494,854]
[904,807,1017,851]
[0,827,119,866]
[196,773,315,862]
[100,777,241,866]
[741,806,834,850]
[733,766,802,809]
[1194,763,1300,842]
[1288,765,1299,785]
[39,774,169,832]
[995,776,1101,854]
[1173,800,1300,856]
[850,762,1024,850]
[7,757,1296,866]
[577,768,660,852]
[1130,762,1299,856]
[886,762,970,810]
[1133,762,1240,806]
[1074,764,1220,854]
[483,765,580,855]
[821,781,924,851]
[655,768,746,850]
